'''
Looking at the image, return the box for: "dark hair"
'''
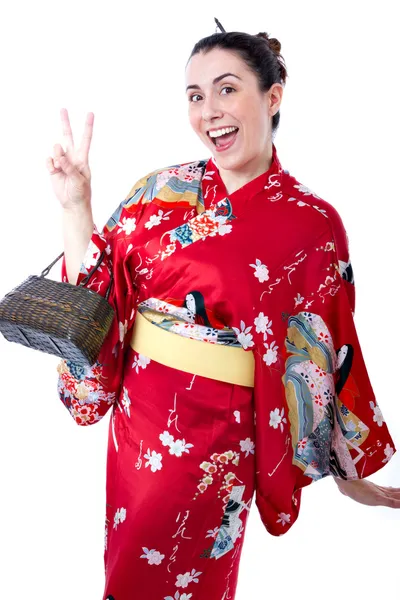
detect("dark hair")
[183,291,212,327]
[186,31,288,135]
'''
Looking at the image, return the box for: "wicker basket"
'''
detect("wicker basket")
[0,250,115,367]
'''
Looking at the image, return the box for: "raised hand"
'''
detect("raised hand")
[47,108,94,211]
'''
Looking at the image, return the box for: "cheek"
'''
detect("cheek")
[245,112,269,139]
[188,108,201,132]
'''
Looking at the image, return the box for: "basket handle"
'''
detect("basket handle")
[40,251,113,301]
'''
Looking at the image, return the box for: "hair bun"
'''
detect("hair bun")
[256,31,281,54]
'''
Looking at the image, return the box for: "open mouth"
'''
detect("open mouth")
[208,127,239,146]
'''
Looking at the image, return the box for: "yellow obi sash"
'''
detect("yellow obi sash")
[130,311,255,388]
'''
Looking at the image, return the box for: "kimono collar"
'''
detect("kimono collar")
[201,142,284,210]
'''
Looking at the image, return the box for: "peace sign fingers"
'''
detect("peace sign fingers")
[79,111,95,162]
[60,107,75,153]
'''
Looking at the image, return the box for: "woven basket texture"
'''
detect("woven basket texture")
[0,252,115,366]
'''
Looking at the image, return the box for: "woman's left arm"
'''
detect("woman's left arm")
[333,477,400,508]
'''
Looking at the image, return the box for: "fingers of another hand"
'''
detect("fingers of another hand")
[377,485,400,493]
[368,481,400,508]
[377,485,400,508]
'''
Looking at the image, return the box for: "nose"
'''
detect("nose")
[201,94,223,123]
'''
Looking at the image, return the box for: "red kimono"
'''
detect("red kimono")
[57,143,396,599]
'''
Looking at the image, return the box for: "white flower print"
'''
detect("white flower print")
[269,407,287,432]
[293,183,322,199]
[313,205,328,218]
[206,526,220,539]
[250,258,270,282]
[140,547,165,565]
[207,215,232,238]
[132,353,151,374]
[239,437,255,457]
[159,430,175,447]
[82,243,106,273]
[369,401,385,427]
[276,512,291,526]
[164,593,193,600]
[233,410,241,423]
[145,213,162,230]
[144,449,163,472]
[168,439,194,457]
[203,169,216,181]
[217,222,232,236]
[159,431,194,456]
[382,443,394,463]
[145,209,173,230]
[263,341,278,365]
[215,216,232,236]
[156,170,173,192]
[113,507,127,530]
[121,387,131,417]
[119,319,128,344]
[117,215,137,235]
[175,569,202,588]
[288,196,308,207]
[232,320,255,349]
[254,312,273,336]
[118,507,126,523]
[294,292,304,307]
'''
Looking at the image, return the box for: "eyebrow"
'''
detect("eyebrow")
[186,72,242,92]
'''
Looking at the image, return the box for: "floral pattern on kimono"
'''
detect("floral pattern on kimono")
[56,142,396,546]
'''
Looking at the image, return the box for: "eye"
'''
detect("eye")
[189,93,202,103]
[188,86,235,103]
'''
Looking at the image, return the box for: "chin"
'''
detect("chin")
[212,154,247,171]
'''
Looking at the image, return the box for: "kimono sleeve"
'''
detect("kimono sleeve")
[253,218,397,536]
[56,171,154,426]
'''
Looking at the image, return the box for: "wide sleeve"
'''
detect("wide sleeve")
[56,171,155,426]
[253,218,397,536]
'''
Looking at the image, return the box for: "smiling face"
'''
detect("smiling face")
[185,47,283,181]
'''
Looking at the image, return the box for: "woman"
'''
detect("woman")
[49,21,399,600]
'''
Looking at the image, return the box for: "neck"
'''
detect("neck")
[217,143,274,195]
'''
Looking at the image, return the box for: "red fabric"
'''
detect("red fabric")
[104,360,255,598]
[56,143,397,597]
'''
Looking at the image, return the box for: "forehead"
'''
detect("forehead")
[185,48,249,85]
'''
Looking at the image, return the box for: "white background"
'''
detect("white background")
[0,1,399,598]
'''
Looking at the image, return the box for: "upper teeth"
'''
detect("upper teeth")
[209,126,238,138]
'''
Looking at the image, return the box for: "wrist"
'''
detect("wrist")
[63,202,92,216]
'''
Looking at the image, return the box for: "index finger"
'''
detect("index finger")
[80,111,95,161]
[60,107,74,152]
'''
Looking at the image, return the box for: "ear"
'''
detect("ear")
[268,83,284,116]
